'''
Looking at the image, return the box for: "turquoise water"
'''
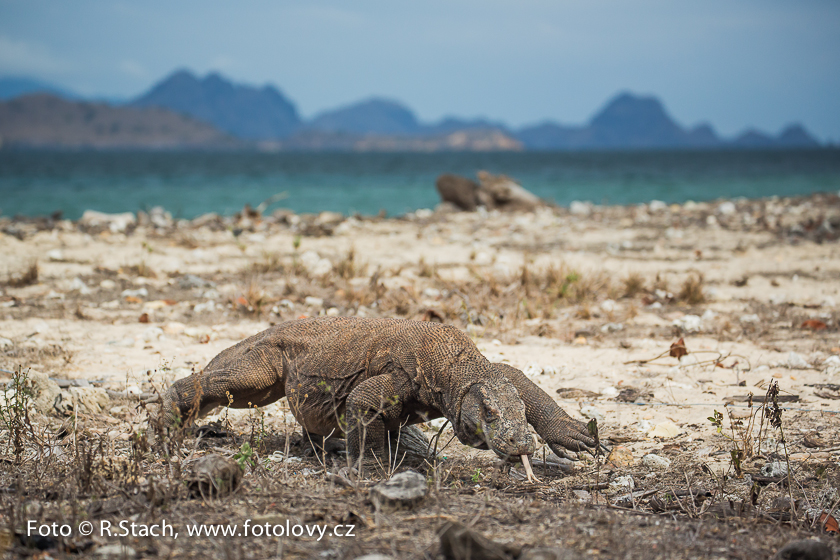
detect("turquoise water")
[1,150,839,220]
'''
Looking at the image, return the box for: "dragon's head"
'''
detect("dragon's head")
[456,381,535,458]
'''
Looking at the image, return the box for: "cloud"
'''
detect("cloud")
[0,35,68,75]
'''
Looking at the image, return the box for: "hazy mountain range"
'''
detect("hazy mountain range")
[0,71,823,151]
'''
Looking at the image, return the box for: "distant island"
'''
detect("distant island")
[0,71,823,151]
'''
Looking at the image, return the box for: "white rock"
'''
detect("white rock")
[414,208,433,219]
[422,288,441,298]
[600,386,619,398]
[311,258,333,276]
[706,215,718,226]
[739,314,760,324]
[760,461,788,477]
[523,364,544,377]
[679,354,701,367]
[769,294,787,305]
[649,200,667,212]
[68,387,110,414]
[46,249,64,261]
[94,543,137,558]
[600,322,624,333]
[824,355,840,367]
[579,405,605,424]
[142,327,164,342]
[822,296,837,308]
[80,210,136,233]
[0,337,12,349]
[304,296,324,308]
[609,475,635,493]
[100,279,116,290]
[569,201,591,215]
[637,420,652,432]
[279,299,295,309]
[701,309,717,322]
[648,421,680,439]
[193,301,216,313]
[672,314,703,333]
[642,453,671,470]
[787,352,810,369]
[600,299,616,312]
[326,307,340,316]
[70,277,92,295]
[717,201,736,215]
[121,288,148,298]
[299,250,321,269]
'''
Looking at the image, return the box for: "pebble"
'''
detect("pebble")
[672,314,703,333]
[642,454,671,471]
[369,471,427,510]
[579,405,605,423]
[142,327,164,342]
[717,201,736,215]
[95,544,137,559]
[787,352,810,369]
[121,288,148,299]
[761,461,789,477]
[772,539,833,560]
[609,475,635,493]
[606,446,634,468]
[304,296,324,307]
[647,421,680,439]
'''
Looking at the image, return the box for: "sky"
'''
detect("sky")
[1,0,839,140]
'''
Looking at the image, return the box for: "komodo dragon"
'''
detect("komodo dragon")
[160,317,597,478]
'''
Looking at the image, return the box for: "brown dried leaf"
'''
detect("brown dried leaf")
[669,338,688,359]
[138,313,149,323]
[801,319,827,330]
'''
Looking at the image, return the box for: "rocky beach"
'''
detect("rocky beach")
[1,187,839,559]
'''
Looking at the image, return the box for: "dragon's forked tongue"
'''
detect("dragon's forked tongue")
[521,454,540,483]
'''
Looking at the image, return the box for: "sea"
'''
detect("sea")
[1,149,839,220]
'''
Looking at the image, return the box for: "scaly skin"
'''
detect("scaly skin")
[161,317,596,471]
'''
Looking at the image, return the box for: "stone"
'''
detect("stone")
[95,544,137,558]
[787,352,810,369]
[0,337,12,350]
[579,405,605,424]
[717,201,736,215]
[772,539,833,560]
[305,296,325,308]
[569,201,591,216]
[439,521,520,560]
[80,210,136,233]
[520,548,582,560]
[68,387,110,414]
[188,454,243,498]
[761,461,789,478]
[647,421,680,439]
[179,274,214,289]
[609,475,635,493]
[672,314,703,333]
[606,446,634,469]
[740,314,760,323]
[642,454,671,470]
[436,174,481,211]
[369,471,427,510]
[5,370,64,416]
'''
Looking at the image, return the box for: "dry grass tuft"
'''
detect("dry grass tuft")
[621,272,647,298]
[678,271,706,305]
[335,247,363,280]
